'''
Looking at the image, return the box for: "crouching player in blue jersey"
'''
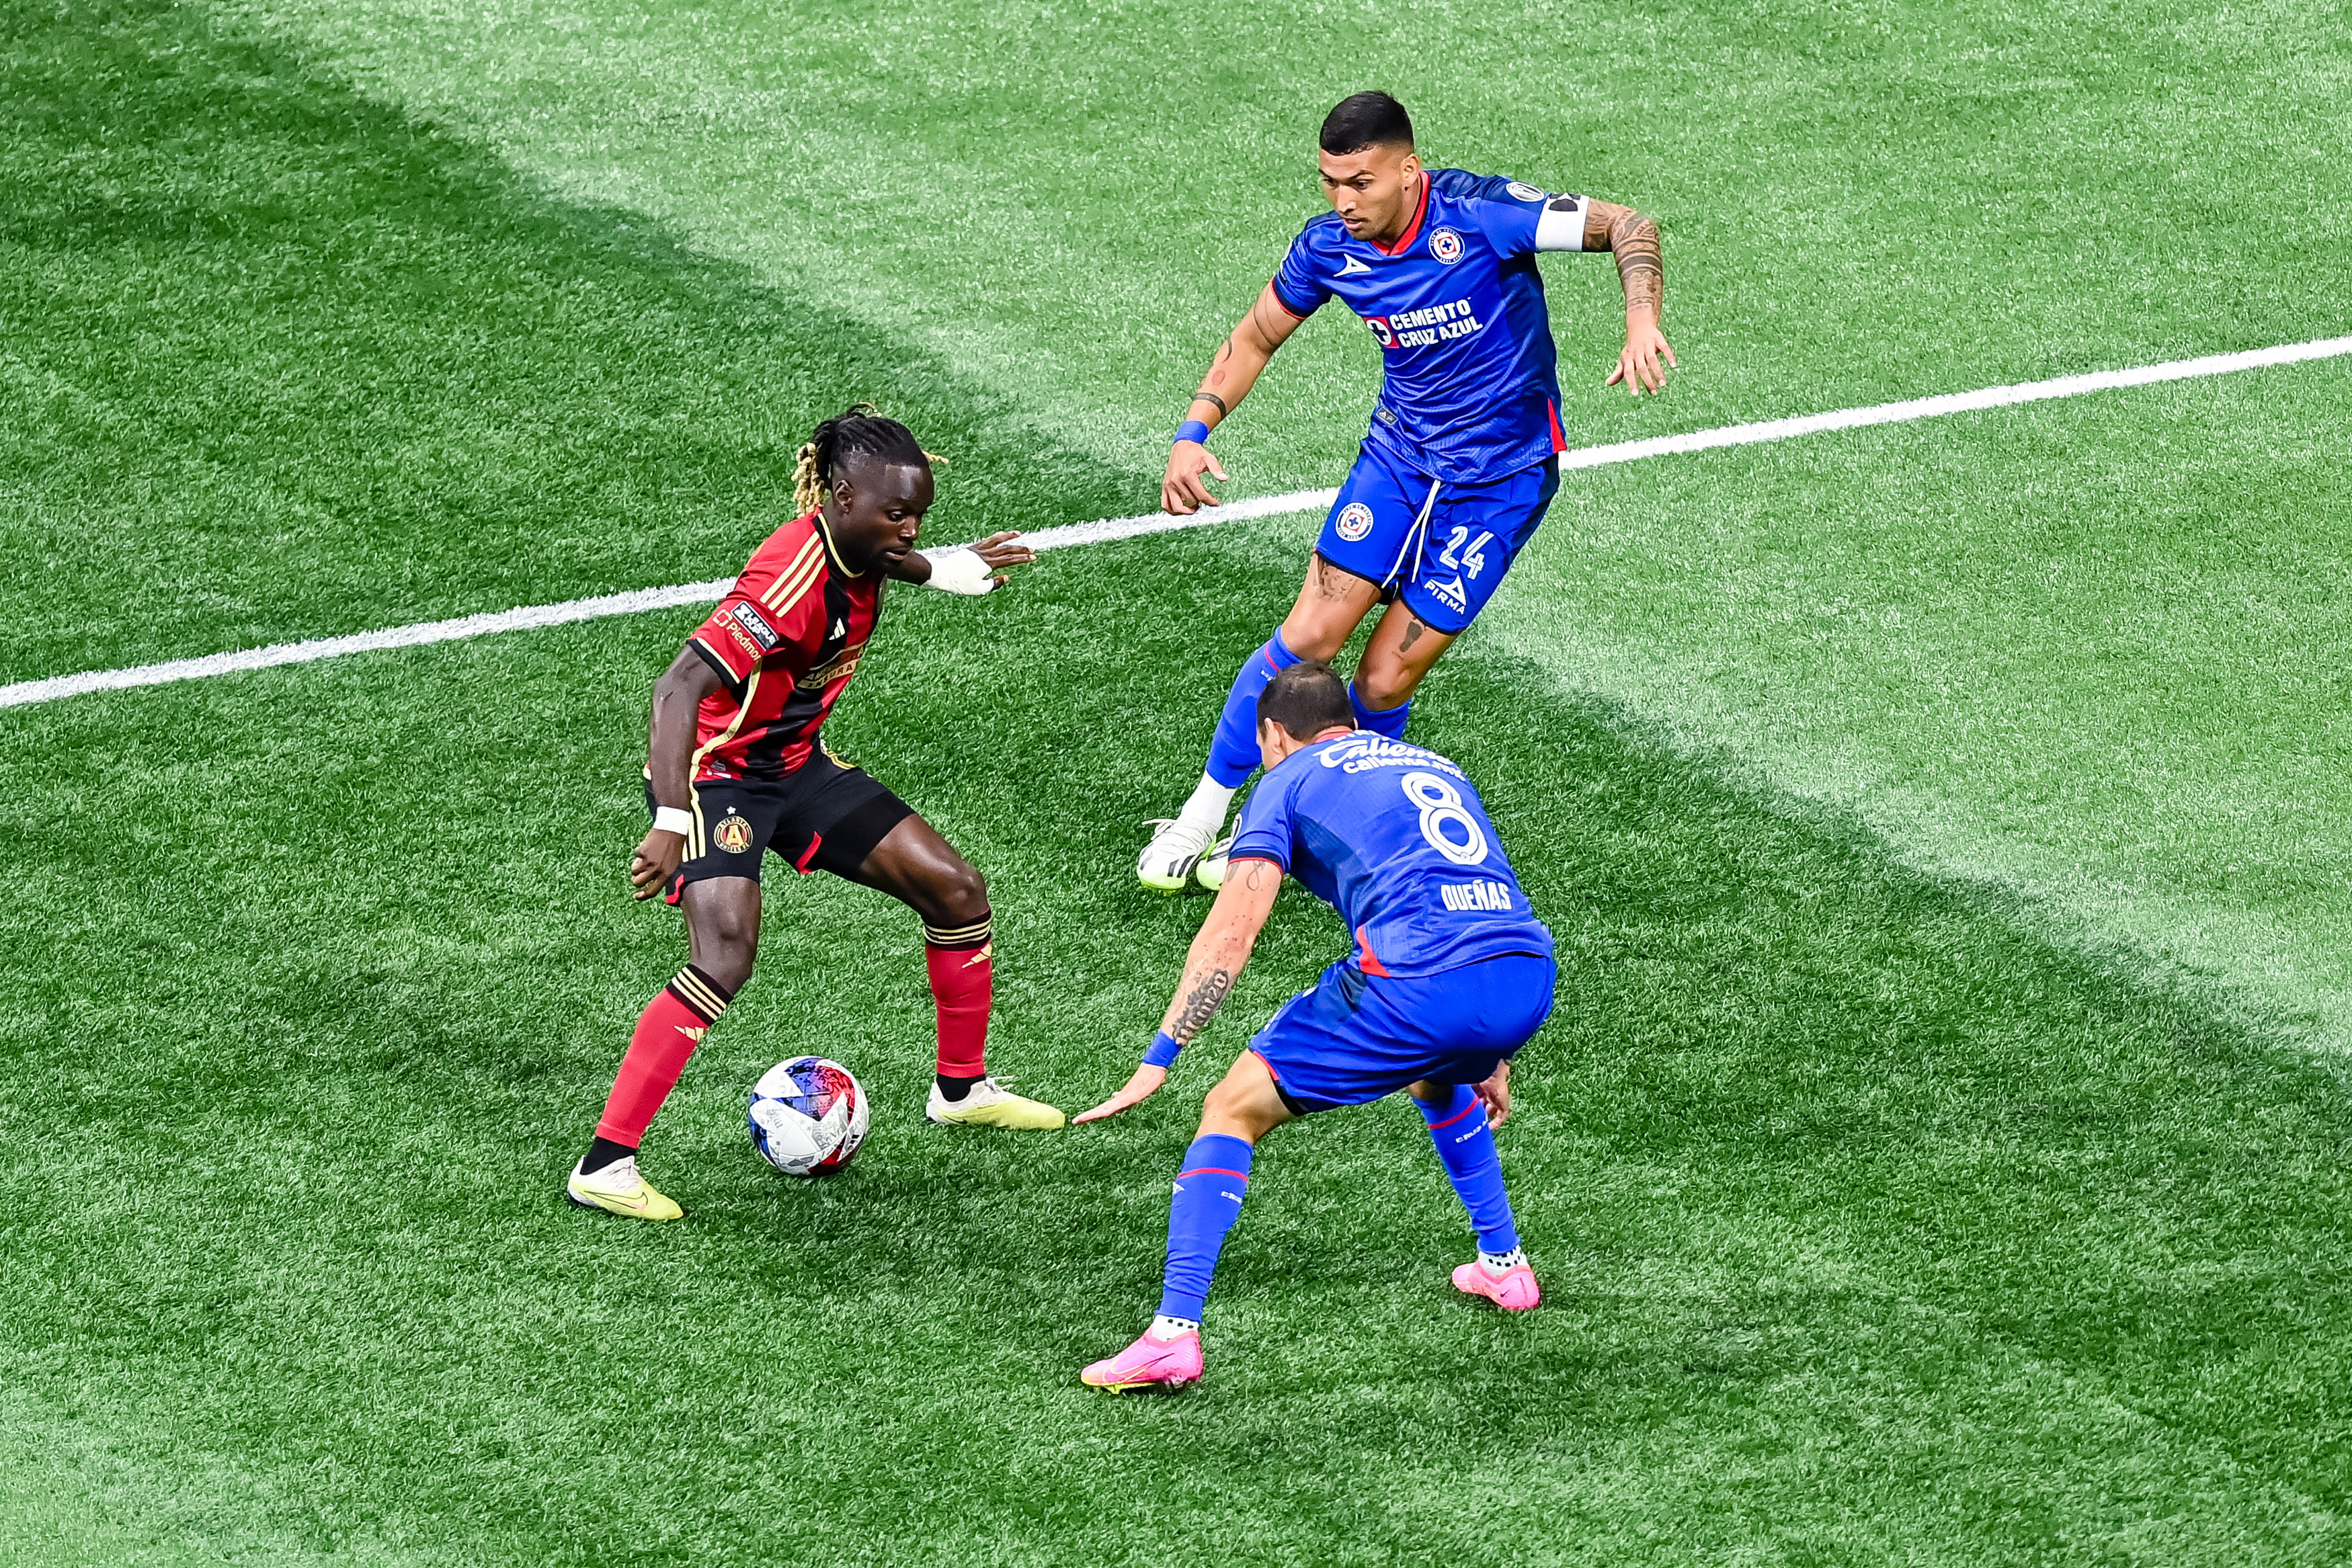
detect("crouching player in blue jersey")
[1137,89,1676,890]
[1076,663,1557,1391]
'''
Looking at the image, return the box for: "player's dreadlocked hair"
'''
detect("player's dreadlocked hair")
[792,405,934,515]
[1320,91,1414,155]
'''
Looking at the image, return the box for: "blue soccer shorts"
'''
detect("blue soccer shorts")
[1246,952,1557,1114]
[1312,445,1562,636]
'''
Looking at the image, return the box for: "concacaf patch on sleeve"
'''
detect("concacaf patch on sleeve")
[728,602,780,651]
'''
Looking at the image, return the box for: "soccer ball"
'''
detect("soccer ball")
[748,1057,869,1177]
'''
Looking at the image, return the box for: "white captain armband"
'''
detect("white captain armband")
[1534,194,1591,253]
[652,806,694,837]
[921,548,999,595]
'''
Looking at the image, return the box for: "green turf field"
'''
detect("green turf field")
[5,0,2351,1561]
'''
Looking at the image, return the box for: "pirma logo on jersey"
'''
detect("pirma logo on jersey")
[1335,502,1376,542]
[1429,227,1465,264]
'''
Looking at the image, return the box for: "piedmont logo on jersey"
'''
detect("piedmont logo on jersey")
[1429,227,1465,264]
[1505,181,1545,202]
[1439,879,1514,912]
[1336,502,1377,542]
[713,813,755,854]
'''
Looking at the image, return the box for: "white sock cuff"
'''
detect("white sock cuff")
[1180,773,1235,829]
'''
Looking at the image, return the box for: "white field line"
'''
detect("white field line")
[5,333,2348,713]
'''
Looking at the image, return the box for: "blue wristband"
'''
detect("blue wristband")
[1141,1030,1182,1069]
[1173,420,1212,447]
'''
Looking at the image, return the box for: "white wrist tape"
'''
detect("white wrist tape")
[652,806,694,837]
[922,548,998,595]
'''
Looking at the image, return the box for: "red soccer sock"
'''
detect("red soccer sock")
[594,964,736,1147]
[923,917,993,1080]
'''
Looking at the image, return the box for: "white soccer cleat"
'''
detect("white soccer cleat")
[926,1076,1065,1128]
[1194,836,1234,891]
[1136,817,1217,893]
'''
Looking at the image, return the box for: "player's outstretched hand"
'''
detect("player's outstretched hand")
[628,827,685,901]
[1162,440,1227,515]
[1471,1059,1512,1129]
[1073,1063,1169,1124]
[967,530,1035,586]
[1607,319,1678,396]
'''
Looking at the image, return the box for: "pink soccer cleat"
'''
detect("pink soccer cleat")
[1081,1326,1204,1393]
[1452,1258,1542,1311]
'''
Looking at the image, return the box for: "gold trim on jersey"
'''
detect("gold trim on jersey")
[688,665,762,813]
[813,512,858,577]
[759,535,827,614]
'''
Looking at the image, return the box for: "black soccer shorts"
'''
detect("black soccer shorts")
[649,748,915,902]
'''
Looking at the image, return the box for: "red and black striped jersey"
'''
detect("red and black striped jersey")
[684,511,882,782]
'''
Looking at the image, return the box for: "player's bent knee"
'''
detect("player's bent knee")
[1352,662,1422,712]
[923,861,989,929]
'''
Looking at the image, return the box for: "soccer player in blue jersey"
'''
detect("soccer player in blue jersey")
[1136,90,1675,889]
[1077,663,1557,1391]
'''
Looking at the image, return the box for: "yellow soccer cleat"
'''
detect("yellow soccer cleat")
[926,1076,1066,1130]
[1194,835,1233,892]
[565,1156,685,1221]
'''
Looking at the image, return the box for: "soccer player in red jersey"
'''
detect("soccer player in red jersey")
[568,409,1063,1222]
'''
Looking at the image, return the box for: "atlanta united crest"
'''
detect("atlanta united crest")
[1335,502,1376,542]
[713,813,755,854]
[1429,227,1464,264]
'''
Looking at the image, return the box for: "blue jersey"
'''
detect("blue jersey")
[1226,732,1554,977]
[1271,169,1590,485]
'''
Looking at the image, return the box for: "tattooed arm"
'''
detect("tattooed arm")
[1163,285,1309,514]
[1073,858,1287,1124]
[1582,198,1676,395]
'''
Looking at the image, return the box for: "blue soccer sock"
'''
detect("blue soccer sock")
[1350,682,1410,740]
[1206,632,1303,787]
[1156,1134,1256,1323]
[1419,1084,1519,1255]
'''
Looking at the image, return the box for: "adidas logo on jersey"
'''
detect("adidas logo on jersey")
[1336,255,1372,276]
[829,618,846,638]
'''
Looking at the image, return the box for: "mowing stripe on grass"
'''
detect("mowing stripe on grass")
[5,332,2346,713]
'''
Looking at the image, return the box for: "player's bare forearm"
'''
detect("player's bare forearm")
[1581,199,1664,316]
[629,648,722,898]
[1582,198,1676,394]
[1155,859,1282,1044]
[645,648,721,811]
[1165,285,1305,512]
[1194,290,1295,419]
